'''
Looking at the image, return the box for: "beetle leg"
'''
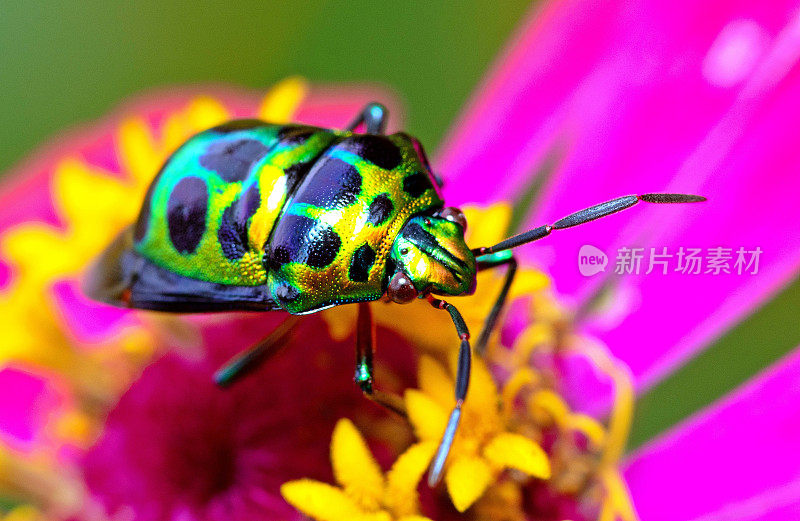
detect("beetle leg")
[214,316,298,387]
[355,302,407,417]
[425,296,471,487]
[474,253,518,355]
[346,103,388,134]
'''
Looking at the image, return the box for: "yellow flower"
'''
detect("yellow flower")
[281,418,435,521]
[1,506,42,521]
[404,355,551,512]
[322,204,551,350]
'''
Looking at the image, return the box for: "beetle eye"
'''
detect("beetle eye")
[438,207,467,232]
[387,271,418,304]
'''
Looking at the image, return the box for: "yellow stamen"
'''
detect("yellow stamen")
[529,389,571,429]
[259,76,309,123]
[567,413,607,448]
[599,467,640,521]
[500,367,538,421]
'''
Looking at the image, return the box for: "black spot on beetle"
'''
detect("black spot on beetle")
[349,243,376,282]
[402,173,431,197]
[294,157,362,209]
[367,193,394,225]
[217,183,262,261]
[275,283,300,303]
[338,135,403,170]
[236,184,262,225]
[267,245,291,270]
[267,214,341,269]
[277,125,318,146]
[212,119,264,133]
[199,139,269,183]
[167,177,208,254]
[283,161,313,189]
[217,208,248,261]
[267,215,314,268]
[306,225,342,269]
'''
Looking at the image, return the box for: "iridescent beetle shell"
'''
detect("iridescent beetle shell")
[101,119,467,314]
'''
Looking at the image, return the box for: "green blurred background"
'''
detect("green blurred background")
[1,0,798,452]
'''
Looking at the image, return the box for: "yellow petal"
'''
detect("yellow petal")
[483,432,551,479]
[568,413,607,448]
[445,454,493,512]
[385,441,437,517]
[281,479,363,521]
[507,266,550,297]
[2,225,70,276]
[259,76,309,123]
[462,204,511,247]
[529,389,570,429]
[510,322,554,363]
[54,159,137,237]
[398,517,435,521]
[599,467,639,521]
[500,367,538,420]
[321,304,358,341]
[183,96,230,131]
[404,390,448,442]
[2,506,42,521]
[353,515,393,521]
[417,356,453,409]
[330,419,384,508]
[159,97,230,153]
[117,117,162,183]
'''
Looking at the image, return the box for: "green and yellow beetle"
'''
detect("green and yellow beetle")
[86,103,704,485]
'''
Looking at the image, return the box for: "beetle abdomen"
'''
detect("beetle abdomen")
[133,121,339,286]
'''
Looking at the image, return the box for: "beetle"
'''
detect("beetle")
[85,102,705,485]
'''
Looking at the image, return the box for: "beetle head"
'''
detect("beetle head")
[388,208,476,302]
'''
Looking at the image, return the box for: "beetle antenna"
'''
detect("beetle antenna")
[472,193,706,255]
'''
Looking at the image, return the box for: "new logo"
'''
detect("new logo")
[578,245,608,276]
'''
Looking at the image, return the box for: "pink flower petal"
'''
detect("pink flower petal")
[437,0,800,388]
[623,346,800,521]
[50,280,138,346]
[81,313,416,521]
[0,366,63,451]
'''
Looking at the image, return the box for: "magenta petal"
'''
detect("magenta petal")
[623,346,800,520]
[594,76,800,387]
[0,366,63,450]
[437,0,800,387]
[50,280,139,346]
